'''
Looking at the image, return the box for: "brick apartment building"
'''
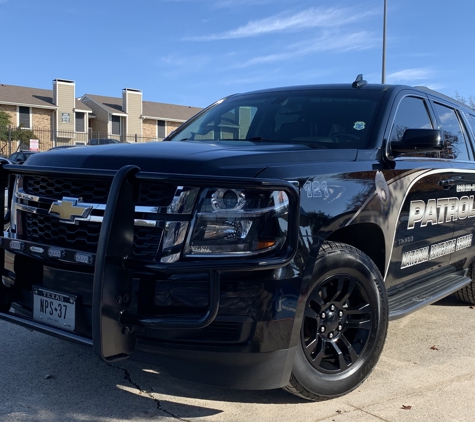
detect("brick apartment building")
[0,79,202,153]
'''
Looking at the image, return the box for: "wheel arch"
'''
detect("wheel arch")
[326,223,386,277]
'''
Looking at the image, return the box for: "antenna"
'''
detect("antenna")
[352,74,367,88]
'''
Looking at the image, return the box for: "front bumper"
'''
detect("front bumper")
[0,163,301,389]
[0,248,302,389]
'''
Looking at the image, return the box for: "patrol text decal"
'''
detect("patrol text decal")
[401,234,472,269]
[408,196,475,229]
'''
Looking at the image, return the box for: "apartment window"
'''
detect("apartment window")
[112,115,121,135]
[157,120,166,138]
[75,112,85,132]
[19,106,31,128]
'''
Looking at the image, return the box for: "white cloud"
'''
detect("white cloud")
[187,7,378,41]
[212,0,274,8]
[387,68,434,84]
[233,31,378,68]
[159,54,213,76]
[425,83,444,91]
[290,30,378,54]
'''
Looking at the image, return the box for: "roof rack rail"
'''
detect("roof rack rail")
[352,74,367,88]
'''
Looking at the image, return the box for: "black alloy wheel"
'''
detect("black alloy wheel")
[284,242,388,401]
[302,273,373,374]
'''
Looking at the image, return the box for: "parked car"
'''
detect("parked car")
[8,151,38,164]
[47,145,83,151]
[87,138,120,146]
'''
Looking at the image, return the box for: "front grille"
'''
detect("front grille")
[139,183,177,207]
[133,226,163,260]
[25,176,110,203]
[25,213,101,253]
[24,213,163,260]
[19,175,179,261]
[24,175,177,206]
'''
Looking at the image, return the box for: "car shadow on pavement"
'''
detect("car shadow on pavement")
[0,323,308,422]
[125,350,307,406]
[122,359,307,405]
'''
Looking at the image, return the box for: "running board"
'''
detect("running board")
[388,271,471,320]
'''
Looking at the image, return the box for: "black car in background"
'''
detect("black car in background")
[8,151,38,164]
[87,138,120,146]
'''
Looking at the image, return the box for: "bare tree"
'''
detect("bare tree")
[455,92,475,110]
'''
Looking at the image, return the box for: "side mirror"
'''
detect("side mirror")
[390,129,443,155]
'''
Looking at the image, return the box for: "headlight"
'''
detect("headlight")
[184,187,289,257]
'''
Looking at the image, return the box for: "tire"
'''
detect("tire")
[454,262,475,305]
[284,241,388,401]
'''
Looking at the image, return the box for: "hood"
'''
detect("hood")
[26,141,358,178]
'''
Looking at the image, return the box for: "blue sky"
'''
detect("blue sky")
[1,0,474,108]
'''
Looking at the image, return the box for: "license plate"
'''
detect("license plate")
[33,286,76,331]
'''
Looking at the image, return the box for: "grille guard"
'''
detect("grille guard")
[0,162,300,361]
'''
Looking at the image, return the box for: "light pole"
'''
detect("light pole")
[382,0,387,84]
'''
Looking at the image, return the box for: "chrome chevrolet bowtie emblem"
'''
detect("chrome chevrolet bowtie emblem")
[49,197,92,223]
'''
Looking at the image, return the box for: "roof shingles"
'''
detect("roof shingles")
[0,84,55,108]
[1,83,200,121]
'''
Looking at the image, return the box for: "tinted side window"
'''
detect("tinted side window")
[466,114,475,133]
[466,114,475,146]
[432,103,469,160]
[390,97,433,144]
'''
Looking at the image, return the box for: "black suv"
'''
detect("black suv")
[1,76,475,401]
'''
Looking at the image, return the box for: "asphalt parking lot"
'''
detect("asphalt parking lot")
[1,294,475,422]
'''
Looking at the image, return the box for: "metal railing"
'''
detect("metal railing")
[0,126,159,157]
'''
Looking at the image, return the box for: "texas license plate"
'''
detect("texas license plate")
[33,286,76,331]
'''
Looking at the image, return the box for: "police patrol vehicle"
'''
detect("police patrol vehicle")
[1,75,475,400]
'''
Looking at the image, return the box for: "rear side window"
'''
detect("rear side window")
[466,114,475,143]
[432,103,469,161]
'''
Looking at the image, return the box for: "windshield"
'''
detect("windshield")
[168,88,384,149]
